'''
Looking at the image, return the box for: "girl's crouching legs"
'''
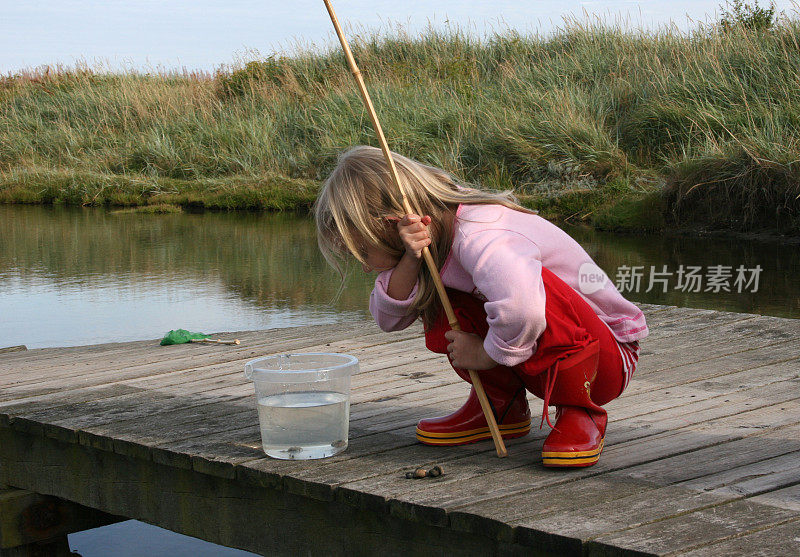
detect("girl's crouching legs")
[417,288,532,447]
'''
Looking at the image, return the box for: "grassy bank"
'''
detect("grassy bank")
[1,13,799,233]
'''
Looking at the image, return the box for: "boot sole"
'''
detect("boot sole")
[416,420,531,446]
[542,437,604,467]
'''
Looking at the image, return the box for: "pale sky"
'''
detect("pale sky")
[1,1,798,73]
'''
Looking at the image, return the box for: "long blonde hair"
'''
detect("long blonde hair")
[314,145,534,326]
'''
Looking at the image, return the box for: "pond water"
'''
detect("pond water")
[1,204,798,555]
[1,205,797,351]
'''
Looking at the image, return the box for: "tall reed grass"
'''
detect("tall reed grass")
[1,15,799,231]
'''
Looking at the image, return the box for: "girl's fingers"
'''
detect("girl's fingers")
[406,222,430,235]
[400,222,426,235]
[406,231,429,242]
[398,214,430,227]
[396,214,432,256]
[400,233,430,248]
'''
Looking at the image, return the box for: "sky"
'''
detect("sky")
[1,1,798,73]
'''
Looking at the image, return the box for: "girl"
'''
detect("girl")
[314,145,647,468]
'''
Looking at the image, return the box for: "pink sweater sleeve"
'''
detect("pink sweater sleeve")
[368,268,420,332]
[455,229,548,367]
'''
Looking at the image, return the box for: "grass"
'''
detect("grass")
[0,168,318,210]
[1,13,799,233]
[109,203,183,214]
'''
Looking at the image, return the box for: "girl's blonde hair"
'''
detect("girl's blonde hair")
[314,145,534,326]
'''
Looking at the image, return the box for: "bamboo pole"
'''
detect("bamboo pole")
[322,0,508,458]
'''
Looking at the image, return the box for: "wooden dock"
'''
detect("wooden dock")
[1,304,799,556]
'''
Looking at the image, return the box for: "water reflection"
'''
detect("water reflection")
[0,205,798,349]
[0,205,374,348]
[566,225,800,318]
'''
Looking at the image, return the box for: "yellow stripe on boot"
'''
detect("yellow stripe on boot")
[542,438,604,467]
[416,420,531,445]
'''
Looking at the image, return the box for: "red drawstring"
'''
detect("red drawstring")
[539,360,560,431]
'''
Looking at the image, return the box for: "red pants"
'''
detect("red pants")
[425,267,626,405]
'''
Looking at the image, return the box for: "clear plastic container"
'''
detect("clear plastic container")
[244,353,356,460]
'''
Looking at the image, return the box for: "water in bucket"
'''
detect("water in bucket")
[245,353,356,460]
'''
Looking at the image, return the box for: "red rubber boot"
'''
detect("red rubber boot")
[415,372,531,446]
[526,340,607,467]
[415,288,531,446]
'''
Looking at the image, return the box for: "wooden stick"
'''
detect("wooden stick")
[189,338,241,345]
[322,0,508,458]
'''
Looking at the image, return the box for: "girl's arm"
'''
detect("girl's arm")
[384,213,430,300]
[386,252,423,300]
[369,269,419,332]
[456,229,548,367]
[369,214,431,332]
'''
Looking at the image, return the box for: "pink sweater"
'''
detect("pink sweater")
[369,204,649,367]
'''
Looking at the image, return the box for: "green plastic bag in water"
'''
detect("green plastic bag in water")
[160,329,211,346]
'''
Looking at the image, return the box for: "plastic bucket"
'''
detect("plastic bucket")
[244,353,357,460]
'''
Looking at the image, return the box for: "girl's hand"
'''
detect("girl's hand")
[391,214,432,260]
[444,330,497,370]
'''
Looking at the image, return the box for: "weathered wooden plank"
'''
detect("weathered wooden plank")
[644,313,796,352]
[4,330,428,408]
[4,340,792,506]
[1,308,788,430]
[0,320,405,386]
[446,475,657,544]
[0,326,421,404]
[0,345,27,355]
[749,483,800,512]
[678,451,800,498]
[1,352,792,516]
[637,317,800,373]
[0,320,381,370]
[0,328,286,374]
[0,384,455,480]
[1,306,798,557]
[608,358,800,422]
[330,393,800,527]
[635,306,718,327]
[2,305,764,390]
[0,338,154,365]
[509,449,800,547]
[583,498,799,556]
[101,394,462,478]
[56,358,770,490]
[447,422,800,538]
[625,341,800,394]
[0,359,459,452]
[55,371,463,474]
[601,396,800,466]
[48,330,788,470]
[675,517,800,556]
[0,322,398,390]
[640,310,756,340]
[612,422,800,486]
[0,336,439,423]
